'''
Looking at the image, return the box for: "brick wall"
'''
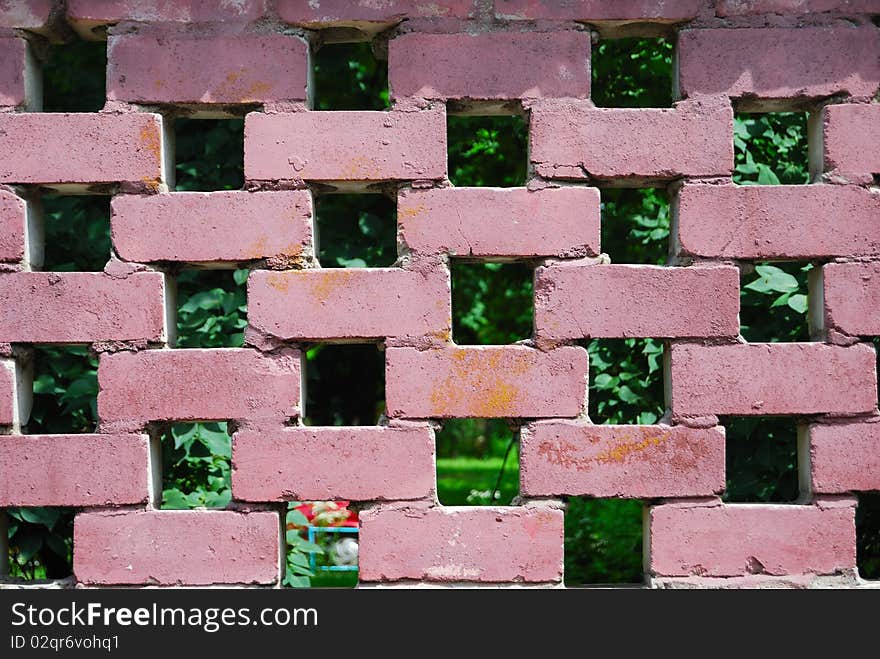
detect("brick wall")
[0,0,878,589]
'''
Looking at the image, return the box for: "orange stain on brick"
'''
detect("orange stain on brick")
[309,270,356,304]
[431,349,532,416]
[139,124,162,167]
[536,430,671,471]
[398,204,427,221]
[265,272,291,293]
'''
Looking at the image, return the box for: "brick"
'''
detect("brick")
[676,184,880,259]
[678,28,880,103]
[648,502,856,577]
[0,272,165,343]
[398,186,599,258]
[247,268,450,342]
[495,0,703,20]
[520,422,725,498]
[0,360,15,426]
[360,505,563,582]
[107,32,309,105]
[0,434,149,506]
[98,348,300,428]
[530,97,733,181]
[0,190,25,263]
[67,0,267,33]
[0,37,35,109]
[74,510,279,586]
[0,0,53,30]
[818,104,880,184]
[821,262,880,336]
[244,109,446,182]
[389,31,590,102]
[669,343,877,416]
[385,346,588,418]
[535,264,739,340]
[0,114,164,191]
[716,1,878,16]
[111,191,312,264]
[278,0,477,24]
[809,421,880,493]
[232,425,434,502]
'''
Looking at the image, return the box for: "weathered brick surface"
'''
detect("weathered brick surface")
[818,104,880,184]
[495,0,703,20]
[530,97,733,180]
[669,343,877,416]
[74,510,279,586]
[108,32,309,104]
[233,425,435,502]
[648,502,856,577]
[386,346,588,418]
[398,186,600,258]
[111,191,313,264]
[678,27,880,102]
[390,31,590,101]
[0,272,166,343]
[808,421,880,493]
[520,422,725,498]
[715,1,879,15]
[278,0,477,24]
[821,262,880,336]
[534,263,739,340]
[676,184,880,259]
[245,110,446,182]
[0,190,25,263]
[0,360,16,427]
[0,434,149,507]
[0,0,53,30]
[0,37,30,108]
[67,0,268,28]
[359,506,563,583]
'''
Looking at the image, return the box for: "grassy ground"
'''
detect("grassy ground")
[436,457,519,506]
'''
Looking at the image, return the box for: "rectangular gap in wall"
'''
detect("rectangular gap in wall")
[451,261,533,345]
[39,196,111,272]
[447,115,528,187]
[285,502,358,588]
[600,188,669,265]
[174,118,244,192]
[312,42,389,111]
[304,344,385,426]
[174,269,247,348]
[587,338,665,425]
[5,507,74,580]
[857,493,880,581]
[42,40,106,112]
[740,262,811,342]
[734,113,810,185]
[435,419,519,506]
[315,194,397,268]
[159,422,232,510]
[564,498,644,586]
[591,38,673,108]
[27,346,97,435]
[721,416,799,503]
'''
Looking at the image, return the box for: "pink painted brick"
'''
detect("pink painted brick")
[648,502,856,577]
[248,268,450,341]
[821,262,880,336]
[0,190,25,263]
[74,510,279,586]
[819,104,880,184]
[716,1,878,16]
[669,343,877,416]
[386,346,588,419]
[495,0,703,20]
[389,31,590,101]
[0,272,165,343]
[278,0,477,24]
[535,264,739,340]
[678,28,880,102]
[520,422,725,498]
[67,0,267,28]
[111,191,312,264]
[0,360,15,426]
[0,38,31,108]
[108,32,308,104]
[809,421,880,493]
[98,348,300,428]
[360,505,563,582]
[398,186,599,258]
[0,114,164,190]
[676,184,880,259]
[530,97,733,180]
[244,109,446,182]
[232,425,434,502]
[0,434,149,506]
[0,0,53,30]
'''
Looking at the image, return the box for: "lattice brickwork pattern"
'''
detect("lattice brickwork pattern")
[0,0,879,589]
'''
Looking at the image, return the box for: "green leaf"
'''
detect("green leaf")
[161,488,190,510]
[17,507,61,528]
[756,164,781,185]
[233,269,249,285]
[787,293,808,314]
[14,532,43,563]
[284,575,311,588]
[286,509,311,527]
[745,265,799,294]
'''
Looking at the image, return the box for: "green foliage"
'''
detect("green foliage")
[722,417,799,503]
[316,195,396,268]
[601,188,669,265]
[313,42,389,111]
[29,346,98,435]
[740,263,811,342]
[452,262,533,345]
[591,38,673,108]
[6,508,74,580]
[42,40,106,112]
[161,422,232,509]
[589,339,665,425]
[734,113,810,185]
[448,116,528,187]
[564,499,643,585]
[175,270,248,348]
[304,344,385,426]
[174,119,244,191]
[41,196,111,272]
[857,494,880,580]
